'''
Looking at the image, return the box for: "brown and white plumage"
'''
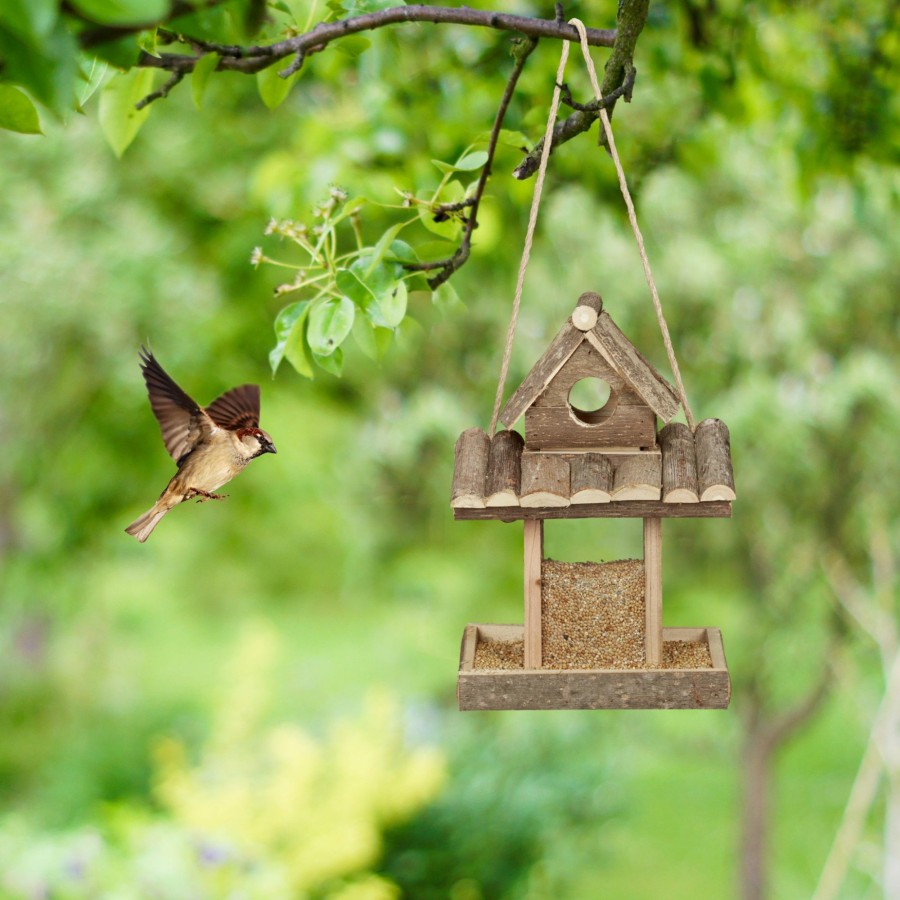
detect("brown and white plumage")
[125,348,276,542]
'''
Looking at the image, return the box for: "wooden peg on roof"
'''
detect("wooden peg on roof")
[571,291,603,331]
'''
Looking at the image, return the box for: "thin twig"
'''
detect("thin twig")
[135,70,186,110]
[405,36,538,289]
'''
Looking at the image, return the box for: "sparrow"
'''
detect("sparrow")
[125,348,277,542]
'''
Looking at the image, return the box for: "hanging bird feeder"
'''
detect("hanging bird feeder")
[448,20,737,711]
[451,292,735,710]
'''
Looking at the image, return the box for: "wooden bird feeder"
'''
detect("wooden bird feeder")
[451,292,736,710]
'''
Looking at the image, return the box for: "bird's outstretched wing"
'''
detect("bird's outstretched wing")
[138,347,213,463]
[205,384,261,431]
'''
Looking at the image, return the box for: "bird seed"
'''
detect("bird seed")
[470,558,714,671]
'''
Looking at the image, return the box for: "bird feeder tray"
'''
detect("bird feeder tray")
[451,292,736,711]
[458,623,730,711]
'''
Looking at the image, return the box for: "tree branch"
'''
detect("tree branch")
[512,0,648,179]
[403,36,538,290]
[130,7,614,76]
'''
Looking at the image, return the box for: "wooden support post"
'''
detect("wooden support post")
[643,517,663,667]
[524,518,544,669]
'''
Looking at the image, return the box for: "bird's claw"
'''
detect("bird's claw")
[187,489,228,503]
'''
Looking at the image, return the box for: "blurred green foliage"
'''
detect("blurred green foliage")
[0,0,897,897]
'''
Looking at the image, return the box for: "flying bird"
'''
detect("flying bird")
[125,348,276,542]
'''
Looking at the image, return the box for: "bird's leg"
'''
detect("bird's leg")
[186,488,229,502]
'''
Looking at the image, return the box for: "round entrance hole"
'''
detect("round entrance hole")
[568,376,616,425]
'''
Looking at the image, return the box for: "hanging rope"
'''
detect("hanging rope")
[489,17,696,435]
[569,18,695,431]
[488,39,573,436]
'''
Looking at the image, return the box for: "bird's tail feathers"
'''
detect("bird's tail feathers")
[125,503,169,543]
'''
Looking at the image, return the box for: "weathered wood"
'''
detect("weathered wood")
[659,422,700,503]
[612,454,662,500]
[459,624,478,669]
[571,291,603,331]
[499,322,583,428]
[525,404,657,450]
[454,499,733,520]
[450,427,490,508]
[457,625,731,710]
[695,418,736,501]
[643,517,662,666]
[532,340,623,408]
[484,429,524,507]
[587,312,680,421]
[523,519,543,668]
[569,453,613,503]
[519,453,570,507]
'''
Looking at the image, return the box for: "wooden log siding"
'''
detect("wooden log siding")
[612,454,662,500]
[569,453,613,503]
[520,453,570,507]
[695,418,737,501]
[659,422,700,502]
[449,418,735,516]
[484,429,524,506]
[450,427,490,508]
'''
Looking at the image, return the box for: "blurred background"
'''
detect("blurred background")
[0,1,897,897]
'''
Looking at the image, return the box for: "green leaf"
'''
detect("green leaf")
[431,150,489,175]
[257,61,301,110]
[68,0,168,27]
[0,19,78,113]
[384,239,418,265]
[335,268,371,307]
[413,240,457,262]
[431,158,457,175]
[352,318,393,361]
[98,68,155,156]
[76,57,111,110]
[314,346,343,376]
[379,280,407,328]
[418,188,463,239]
[0,85,41,134]
[347,258,405,328]
[454,150,488,171]
[191,52,219,110]
[86,33,141,69]
[307,296,355,356]
[269,300,312,377]
[432,280,464,316]
[0,0,56,41]
[363,221,407,278]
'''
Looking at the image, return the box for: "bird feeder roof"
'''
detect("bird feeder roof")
[499,303,681,428]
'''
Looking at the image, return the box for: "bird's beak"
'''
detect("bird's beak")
[265,442,277,454]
